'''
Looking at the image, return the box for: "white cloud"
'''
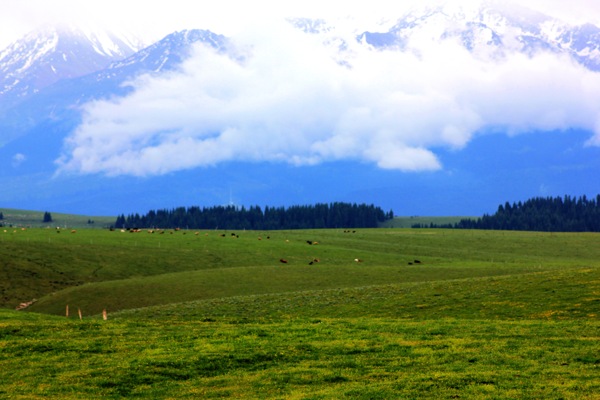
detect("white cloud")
[55,18,600,177]
[12,153,26,167]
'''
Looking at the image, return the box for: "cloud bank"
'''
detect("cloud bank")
[57,22,600,177]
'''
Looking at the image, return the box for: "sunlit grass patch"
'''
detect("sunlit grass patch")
[1,311,599,398]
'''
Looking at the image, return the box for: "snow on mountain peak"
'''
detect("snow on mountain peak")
[356,2,600,71]
[0,25,143,105]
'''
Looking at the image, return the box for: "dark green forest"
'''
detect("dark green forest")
[416,195,600,232]
[115,202,393,230]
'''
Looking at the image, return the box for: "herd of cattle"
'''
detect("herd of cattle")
[106,227,426,266]
[5,226,425,267]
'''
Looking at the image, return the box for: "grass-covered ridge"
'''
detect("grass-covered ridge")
[380,215,474,228]
[1,227,599,398]
[3,227,599,313]
[0,208,115,229]
[115,266,600,321]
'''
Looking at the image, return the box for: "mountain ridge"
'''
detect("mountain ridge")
[0,5,599,216]
[358,3,600,70]
[0,25,144,109]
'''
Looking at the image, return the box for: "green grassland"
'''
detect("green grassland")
[0,208,115,229]
[0,227,599,398]
[380,216,473,228]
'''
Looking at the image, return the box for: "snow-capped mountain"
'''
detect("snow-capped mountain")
[0,3,599,216]
[3,5,599,119]
[358,3,600,71]
[99,29,228,79]
[0,25,144,108]
[0,28,226,148]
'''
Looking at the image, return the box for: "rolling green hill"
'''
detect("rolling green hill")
[0,208,115,229]
[2,227,598,313]
[380,215,474,228]
[1,227,598,398]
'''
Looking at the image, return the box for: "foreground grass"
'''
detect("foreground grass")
[1,310,598,399]
[1,263,598,398]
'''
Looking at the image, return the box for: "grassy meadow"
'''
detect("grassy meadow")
[380,216,473,228]
[0,225,599,398]
[0,208,115,229]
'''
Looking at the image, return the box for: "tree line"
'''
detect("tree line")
[114,202,394,230]
[416,195,600,232]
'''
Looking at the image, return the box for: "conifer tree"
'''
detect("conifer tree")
[43,212,52,223]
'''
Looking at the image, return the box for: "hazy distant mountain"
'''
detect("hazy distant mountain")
[0,4,599,216]
[0,28,227,149]
[98,29,228,81]
[0,25,144,109]
[358,3,600,71]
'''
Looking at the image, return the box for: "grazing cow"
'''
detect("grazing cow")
[414,260,422,264]
[306,240,313,245]
[354,258,363,263]
[71,230,77,233]
[15,299,36,311]
[279,258,288,264]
